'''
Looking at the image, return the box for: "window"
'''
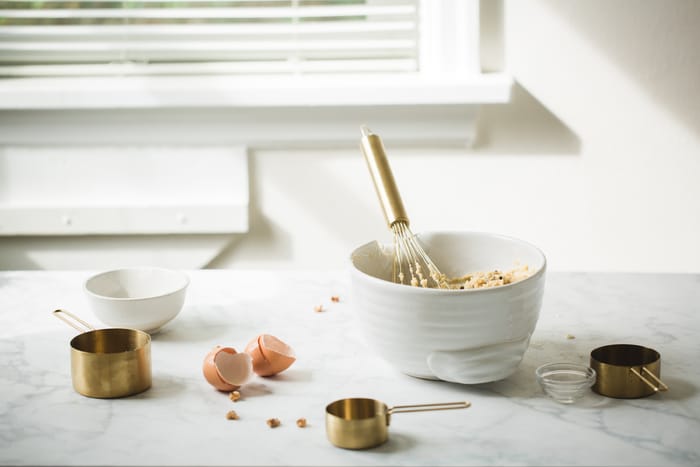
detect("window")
[0,0,511,110]
[0,0,423,77]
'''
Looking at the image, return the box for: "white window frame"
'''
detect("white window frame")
[0,0,511,146]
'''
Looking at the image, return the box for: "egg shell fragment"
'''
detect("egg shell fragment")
[245,334,296,376]
[202,346,253,391]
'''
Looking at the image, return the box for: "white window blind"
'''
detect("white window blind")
[0,0,421,77]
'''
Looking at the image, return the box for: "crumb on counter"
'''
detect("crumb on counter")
[229,390,241,402]
[267,418,281,428]
[314,305,324,313]
[226,410,239,420]
[331,296,340,303]
[296,418,307,428]
[566,334,576,340]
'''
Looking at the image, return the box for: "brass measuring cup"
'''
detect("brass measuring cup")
[590,344,669,398]
[53,309,152,398]
[325,398,470,449]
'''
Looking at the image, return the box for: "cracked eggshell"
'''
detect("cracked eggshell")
[244,334,296,376]
[202,345,253,391]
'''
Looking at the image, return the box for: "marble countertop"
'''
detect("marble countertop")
[1,270,699,466]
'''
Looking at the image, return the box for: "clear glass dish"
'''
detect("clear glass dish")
[535,362,597,404]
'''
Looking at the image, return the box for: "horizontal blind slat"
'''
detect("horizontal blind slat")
[0,21,415,37]
[0,39,416,52]
[0,59,417,77]
[0,5,415,19]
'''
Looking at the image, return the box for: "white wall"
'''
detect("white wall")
[496,0,700,273]
[1,0,699,273]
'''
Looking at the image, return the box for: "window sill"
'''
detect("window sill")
[0,73,512,110]
[0,73,512,146]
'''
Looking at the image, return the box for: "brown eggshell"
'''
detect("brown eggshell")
[215,351,253,386]
[202,346,253,391]
[244,334,296,376]
[244,337,267,374]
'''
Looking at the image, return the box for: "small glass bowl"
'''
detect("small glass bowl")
[535,362,597,404]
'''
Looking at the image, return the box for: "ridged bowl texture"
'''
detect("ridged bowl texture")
[350,231,546,384]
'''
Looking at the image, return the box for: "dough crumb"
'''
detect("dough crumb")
[267,418,281,428]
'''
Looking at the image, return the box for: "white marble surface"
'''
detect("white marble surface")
[0,270,699,466]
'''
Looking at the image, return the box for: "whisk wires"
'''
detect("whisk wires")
[392,221,447,289]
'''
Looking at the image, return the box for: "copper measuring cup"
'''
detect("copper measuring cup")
[590,344,669,398]
[53,309,152,398]
[325,398,470,449]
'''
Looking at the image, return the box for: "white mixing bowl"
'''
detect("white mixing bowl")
[350,231,546,384]
[84,267,189,333]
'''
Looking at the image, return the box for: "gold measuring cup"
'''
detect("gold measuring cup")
[590,344,669,398]
[325,398,470,449]
[53,309,152,398]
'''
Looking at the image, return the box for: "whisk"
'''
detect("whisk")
[360,125,447,289]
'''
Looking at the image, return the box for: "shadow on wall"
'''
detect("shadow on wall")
[480,0,505,72]
[0,240,41,270]
[478,0,579,155]
[474,82,581,155]
[0,235,235,270]
[205,151,294,268]
[542,0,700,137]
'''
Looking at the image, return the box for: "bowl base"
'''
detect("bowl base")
[403,372,441,381]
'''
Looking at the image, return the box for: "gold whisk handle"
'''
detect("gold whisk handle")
[360,125,409,228]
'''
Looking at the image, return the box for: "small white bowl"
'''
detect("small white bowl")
[350,231,546,384]
[536,362,597,403]
[84,267,189,333]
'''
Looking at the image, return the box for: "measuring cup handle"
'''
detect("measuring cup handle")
[630,367,669,392]
[389,401,471,414]
[52,309,96,333]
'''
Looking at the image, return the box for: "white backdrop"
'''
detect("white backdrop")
[1,0,698,273]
